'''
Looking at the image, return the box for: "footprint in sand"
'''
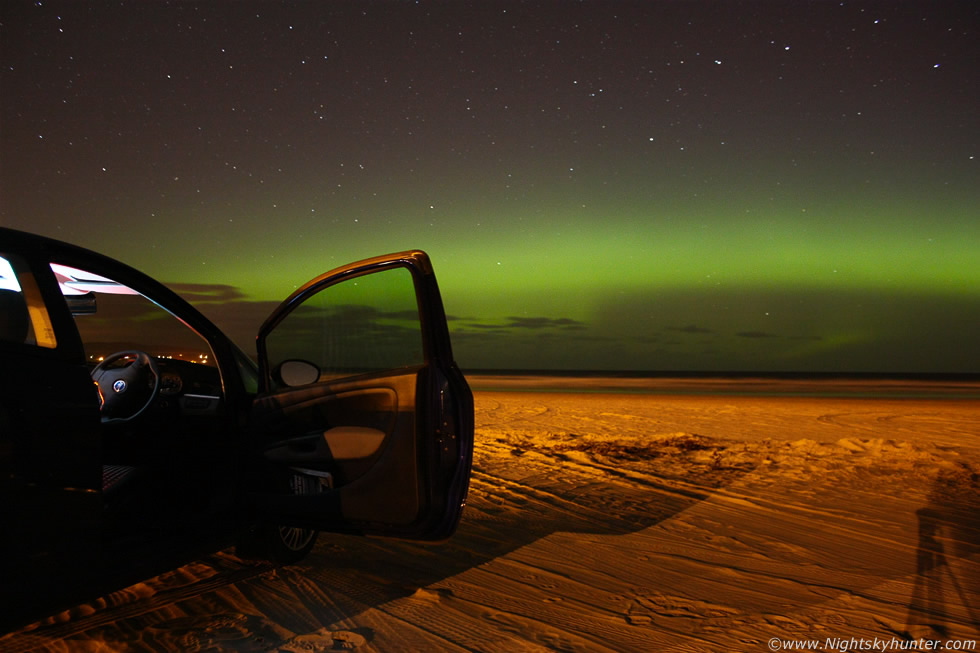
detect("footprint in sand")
[624,592,742,627]
[280,629,369,651]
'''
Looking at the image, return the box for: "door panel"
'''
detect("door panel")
[252,251,473,540]
[253,370,421,523]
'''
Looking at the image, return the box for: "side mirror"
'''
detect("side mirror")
[276,359,320,387]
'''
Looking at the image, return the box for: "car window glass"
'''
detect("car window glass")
[0,253,56,348]
[265,266,423,383]
[234,347,259,394]
[50,262,216,368]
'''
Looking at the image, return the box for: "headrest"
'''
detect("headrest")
[0,289,30,344]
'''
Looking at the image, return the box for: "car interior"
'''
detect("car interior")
[47,260,429,538]
[50,262,235,532]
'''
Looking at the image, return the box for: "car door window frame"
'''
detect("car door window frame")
[257,251,448,392]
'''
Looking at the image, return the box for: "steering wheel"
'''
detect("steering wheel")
[92,350,161,423]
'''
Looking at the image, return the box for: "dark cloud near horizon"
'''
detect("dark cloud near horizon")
[737,331,779,339]
[506,317,587,330]
[456,315,588,332]
[167,282,247,304]
[581,285,980,373]
[460,324,512,332]
[669,325,714,335]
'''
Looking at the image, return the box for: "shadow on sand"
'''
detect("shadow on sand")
[903,462,980,639]
[2,443,751,650]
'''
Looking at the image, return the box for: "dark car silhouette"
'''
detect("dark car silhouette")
[0,227,473,628]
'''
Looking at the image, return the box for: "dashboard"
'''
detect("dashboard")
[88,356,224,419]
[154,358,221,397]
[153,358,223,417]
[160,370,183,395]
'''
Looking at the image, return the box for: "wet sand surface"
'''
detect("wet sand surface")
[4,385,978,651]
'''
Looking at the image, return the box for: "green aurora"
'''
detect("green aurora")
[1,1,977,372]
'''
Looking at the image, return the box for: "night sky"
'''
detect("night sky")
[1,1,977,373]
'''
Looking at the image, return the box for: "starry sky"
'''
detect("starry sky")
[1,1,977,373]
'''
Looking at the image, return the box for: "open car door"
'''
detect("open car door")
[250,251,473,541]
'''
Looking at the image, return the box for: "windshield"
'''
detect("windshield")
[51,262,217,368]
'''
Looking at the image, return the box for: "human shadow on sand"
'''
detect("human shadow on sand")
[903,462,980,639]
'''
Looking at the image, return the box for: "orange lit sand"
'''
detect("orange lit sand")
[4,387,978,651]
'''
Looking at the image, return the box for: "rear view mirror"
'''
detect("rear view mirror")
[66,291,97,315]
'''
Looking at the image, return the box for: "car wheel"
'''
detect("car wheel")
[267,471,321,564]
[238,472,321,565]
[268,523,318,564]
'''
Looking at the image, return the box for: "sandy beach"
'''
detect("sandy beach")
[4,385,978,651]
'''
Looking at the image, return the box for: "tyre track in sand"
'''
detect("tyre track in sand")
[0,554,278,652]
[6,392,977,650]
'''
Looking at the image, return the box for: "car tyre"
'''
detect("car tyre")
[267,524,318,564]
[238,472,321,565]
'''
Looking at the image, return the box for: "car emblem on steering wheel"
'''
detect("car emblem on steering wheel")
[113,379,127,393]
